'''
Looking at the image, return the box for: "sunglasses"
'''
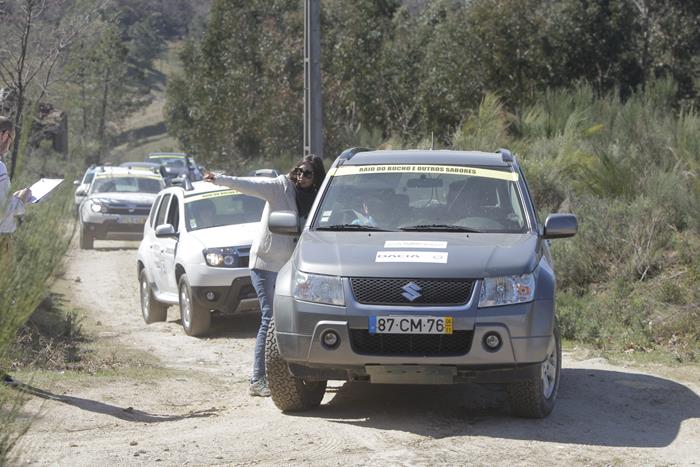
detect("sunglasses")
[295,168,314,178]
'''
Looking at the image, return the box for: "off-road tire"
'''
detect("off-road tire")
[79,224,93,249]
[140,269,167,324]
[178,274,211,336]
[507,321,562,418]
[266,318,326,412]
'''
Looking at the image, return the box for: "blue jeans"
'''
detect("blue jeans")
[250,268,278,382]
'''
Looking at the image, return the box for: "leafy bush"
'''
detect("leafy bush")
[0,183,74,464]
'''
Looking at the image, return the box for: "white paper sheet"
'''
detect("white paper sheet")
[28,178,63,203]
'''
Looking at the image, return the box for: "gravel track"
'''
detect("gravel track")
[15,240,700,466]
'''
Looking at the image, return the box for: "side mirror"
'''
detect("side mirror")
[75,188,87,196]
[73,180,80,186]
[542,213,577,239]
[268,211,300,235]
[155,224,178,238]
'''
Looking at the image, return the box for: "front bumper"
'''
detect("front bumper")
[191,276,259,314]
[82,220,146,239]
[273,292,554,384]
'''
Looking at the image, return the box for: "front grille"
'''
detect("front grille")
[240,284,256,299]
[236,247,250,268]
[104,206,151,215]
[350,278,474,306]
[349,329,473,356]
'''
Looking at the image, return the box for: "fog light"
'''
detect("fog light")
[484,332,502,351]
[205,291,217,301]
[321,330,340,349]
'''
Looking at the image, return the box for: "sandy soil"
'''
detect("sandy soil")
[13,240,700,466]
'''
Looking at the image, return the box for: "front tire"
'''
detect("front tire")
[140,269,167,324]
[178,274,211,337]
[266,318,326,412]
[79,224,93,249]
[507,321,562,418]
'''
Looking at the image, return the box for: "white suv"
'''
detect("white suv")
[137,181,265,336]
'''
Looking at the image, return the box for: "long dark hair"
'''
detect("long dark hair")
[288,154,326,190]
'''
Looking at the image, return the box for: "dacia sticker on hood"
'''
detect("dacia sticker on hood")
[384,240,447,249]
[330,164,518,181]
[375,251,448,264]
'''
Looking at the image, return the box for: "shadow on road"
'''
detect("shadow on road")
[294,368,699,448]
[89,239,140,252]
[10,381,220,423]
[170,312,260,339]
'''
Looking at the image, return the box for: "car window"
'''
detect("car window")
[155,194,171,228]
[150,157,186,168]
[184,192,265,231]
[313,165,528,233]
[83,171,95,184]
[149,194,162,228]
[166,195,180,232]
[91,175,164,194]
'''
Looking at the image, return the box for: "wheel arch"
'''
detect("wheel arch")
[175,263,186,284]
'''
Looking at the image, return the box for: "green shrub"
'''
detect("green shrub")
[452,93,511,150]
[0,183,74,464]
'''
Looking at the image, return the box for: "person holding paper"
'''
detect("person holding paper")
[0,116,32,234]
[1,116,31,386]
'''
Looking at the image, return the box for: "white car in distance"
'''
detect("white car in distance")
[137,181,265,336]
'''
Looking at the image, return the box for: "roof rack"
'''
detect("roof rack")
[497,148,514,163]
[172,174,194,191]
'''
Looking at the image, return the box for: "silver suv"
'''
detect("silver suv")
[266,148,577,418]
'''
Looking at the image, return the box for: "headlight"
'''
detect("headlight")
[90,200,105,213]
[478,273,535,307]
[203,247,244,268]
[293,270,344,306]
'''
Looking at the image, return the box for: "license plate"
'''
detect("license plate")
[118,216,146,224]
[369,316,453,335]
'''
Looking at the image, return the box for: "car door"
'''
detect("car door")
[150,193,172,293]
[141,192,162,279]
[158,193,182,295]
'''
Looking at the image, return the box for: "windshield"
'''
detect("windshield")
[313,165,528,233]
[90,176,164,194]
[148,155,187,168]
[185,191,265,231]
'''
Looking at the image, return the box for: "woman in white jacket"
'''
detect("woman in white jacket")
[206,155,325,396]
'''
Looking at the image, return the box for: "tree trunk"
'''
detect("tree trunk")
[9,86,25,179]
[96,67,110,164]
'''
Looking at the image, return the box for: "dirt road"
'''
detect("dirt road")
[15,240,700,465]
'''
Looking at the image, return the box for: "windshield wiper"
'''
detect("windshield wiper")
[317,224,392,232]
[400,224,481,233]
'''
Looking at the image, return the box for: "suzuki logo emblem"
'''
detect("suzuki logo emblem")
[401,282,422,302]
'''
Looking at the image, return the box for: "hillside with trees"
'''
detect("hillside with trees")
[165,0,699,359]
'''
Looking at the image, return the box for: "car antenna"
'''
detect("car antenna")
[430,132,434,150]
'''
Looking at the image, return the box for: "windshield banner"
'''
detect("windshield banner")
[185,189,240,203]
[94,173,162,180]
[330,164,518,181]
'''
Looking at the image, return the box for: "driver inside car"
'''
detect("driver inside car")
[194,199,217,229]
